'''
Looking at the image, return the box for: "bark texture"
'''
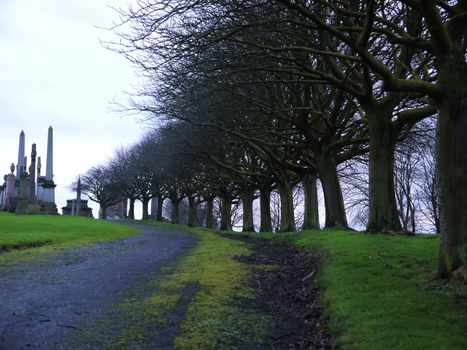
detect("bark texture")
[142,198,149,220]
[436,54,467,277]
[187,196,197,227]
[259,188,272,232]
[302,172,320,230]
[277,180,296,232]
[205,197,214,229]
[241,188,255,232]
[220,194,232,231]
[128,198,135,220]
[171,200,180,224]
[156,194,164,221]
[100,206,107,220]
[366,103,402,232]
[316,153,348,228]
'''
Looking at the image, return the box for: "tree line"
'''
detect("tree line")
[81,1,466,278]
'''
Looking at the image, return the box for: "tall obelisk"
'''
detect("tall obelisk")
[12,130,26,209]
[46,126,53,182]
[16,130,25,176]
[75,176,82,216]
[39,126,58,214]
[28,144,37,202]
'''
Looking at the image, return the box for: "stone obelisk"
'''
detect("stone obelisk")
[16,130,25,177]
[46,127,53,182]
[12,130,26,206]
[75,176,82,216]
[28,144,37,202]
[39,126,58,214]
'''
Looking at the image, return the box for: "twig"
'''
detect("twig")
[271,332,296,341]
[255,279,262,289]
[302,270,315,282]
[56,323,82,331]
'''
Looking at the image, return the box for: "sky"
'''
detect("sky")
[0,0,146,217]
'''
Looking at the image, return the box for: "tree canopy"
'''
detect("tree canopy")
[87,0,467,278]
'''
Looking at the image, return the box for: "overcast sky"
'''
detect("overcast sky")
[0,0,147,217]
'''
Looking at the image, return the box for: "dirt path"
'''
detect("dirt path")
[1,224,330,349]
[0,222,196,350]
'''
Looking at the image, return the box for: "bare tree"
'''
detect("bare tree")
[416,141,440,233]
[395,149,419,234]
[80,165,122,220]
[108,147,140,219]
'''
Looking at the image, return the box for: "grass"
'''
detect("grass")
[0,212,139,265]
[82,221,272,349]
[240,229,467,350]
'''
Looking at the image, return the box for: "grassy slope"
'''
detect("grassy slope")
[0,212,138,264]
[86,221,271,349]
[250,229,467,350]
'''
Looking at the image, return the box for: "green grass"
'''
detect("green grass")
[241,229,467,350]
[0,212,139,264]
[82,221,272,349]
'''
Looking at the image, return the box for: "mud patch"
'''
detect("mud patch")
[0,240,52,254]
[226,234,332,349]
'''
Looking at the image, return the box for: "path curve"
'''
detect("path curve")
[0,222,196,350]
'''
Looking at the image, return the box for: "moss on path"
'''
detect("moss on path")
[79,224,273,349]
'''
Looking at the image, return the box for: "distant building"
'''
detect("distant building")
[101,200,127,220]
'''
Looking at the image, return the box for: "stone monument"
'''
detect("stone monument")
[36,156,44,202]
[0,176,5,208]
[16,130,25,178]
[2,164,17,212]
[28,144,37,203]
[61,176,93,217]
[1,127,58,215]
[38,126,58,214]
[15,157,29,214]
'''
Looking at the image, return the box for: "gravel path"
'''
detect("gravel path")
[0,222,196,350]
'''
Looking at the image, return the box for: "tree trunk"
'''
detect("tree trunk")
[205,197,214,228]
[156,194,164,221]
[410,201,416,234]
[150,196,157,220]
[171,199,180,224]
[128,197,135,220]
[366,103,402,232]
[277,180,295,232]
[259,188,272,232]
[100,205,107,220]
[220,194,232,231]
[142,198,149,220]
[436,55,467,277]
[432,193,440,234]
[187,195,197,227]
[240,187,255,232]
[316,153,348,228]
[302,172,320,230]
